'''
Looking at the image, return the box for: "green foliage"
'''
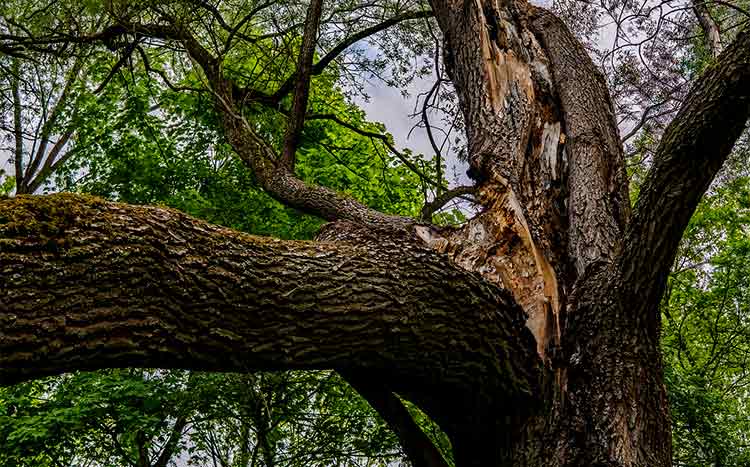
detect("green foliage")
[1,370,406,467]
[51,43,423,239]
[0,7,434,466]
[0,170,14,195]
[663,174,750,466]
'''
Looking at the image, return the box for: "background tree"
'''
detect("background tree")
[1,0,750,466]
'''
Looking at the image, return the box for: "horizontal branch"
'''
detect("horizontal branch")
[0,194,541,413]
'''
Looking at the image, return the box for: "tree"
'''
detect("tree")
[1,0,749,466]
[0,41,428,466]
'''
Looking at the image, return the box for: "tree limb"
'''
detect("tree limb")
[343,372,452,467]
[530,7,631,276]
[621,26,750,310]
[0,194,541,416]
[419,185,475,222]
[280,0,324,170]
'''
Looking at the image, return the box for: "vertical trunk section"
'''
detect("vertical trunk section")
[549,267,672,467]
[429,0,570,363]
[427,1,669,466]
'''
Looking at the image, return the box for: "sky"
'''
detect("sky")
[355,71,472,189]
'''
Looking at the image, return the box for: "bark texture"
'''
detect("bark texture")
[1,1,750,466]
[429,0,570,361]
[0,194,541,453]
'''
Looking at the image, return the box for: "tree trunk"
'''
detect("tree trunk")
[1,1,749,466]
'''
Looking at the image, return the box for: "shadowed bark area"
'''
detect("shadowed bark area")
[2,0,750,465]
[0,194,541,420]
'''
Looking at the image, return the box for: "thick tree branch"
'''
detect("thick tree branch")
[217,102,416,228]
[0,194,541,415]
[621,27,750,310]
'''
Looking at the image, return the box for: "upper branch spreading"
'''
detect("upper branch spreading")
[621,26,750,308]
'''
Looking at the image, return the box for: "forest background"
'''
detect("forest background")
[0,0,749,465]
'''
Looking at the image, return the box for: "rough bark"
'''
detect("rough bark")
[529,7,630,274]
[428,0,570,361]
[0,194,541,450]
[2,2,750,466]
[549,24,750,467]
